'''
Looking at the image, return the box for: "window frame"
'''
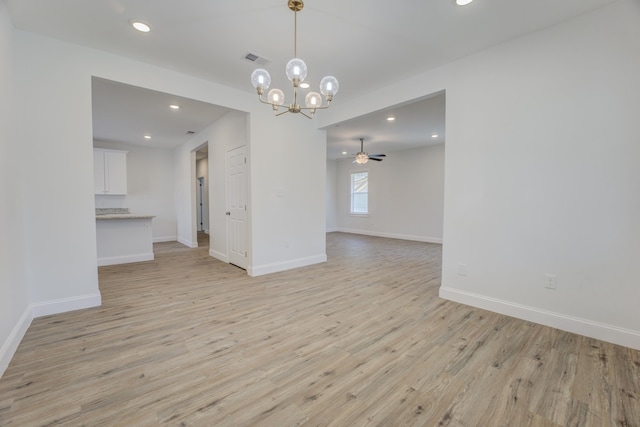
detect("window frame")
[349,170,369,216]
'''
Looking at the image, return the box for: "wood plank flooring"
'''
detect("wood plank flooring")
[1,232,639,426]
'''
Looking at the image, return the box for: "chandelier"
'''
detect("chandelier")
[250,0,339,119]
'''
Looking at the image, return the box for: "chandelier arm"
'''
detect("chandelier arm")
[257,97,291,116]
[256,93,286,110]
[298,103,331,112]
[258,97,282,108]
[258,92,333,112]
[298,110,313,119]
[274,109,291,117]
[256,91,267,102]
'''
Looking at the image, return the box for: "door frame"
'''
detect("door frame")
[196,176,205,232]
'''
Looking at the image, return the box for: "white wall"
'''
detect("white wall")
[16,33,102,313]
[94,140,177,242]
[174,110,249,257]
[174,108,323,275]
[326,160,338,232]
[319,0,640,349]
[335,144,445,243]
[206,111,248,262]
[10,26,327,322]
[0,1,31,378]
[249,113,327,276]
[196,156,209,233]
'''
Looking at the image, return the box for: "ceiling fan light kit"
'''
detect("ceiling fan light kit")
[353,138,386,164]
[355,152,369,164]
[250,0,339,119]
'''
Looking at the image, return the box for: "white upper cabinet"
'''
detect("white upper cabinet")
[94,148,127,195]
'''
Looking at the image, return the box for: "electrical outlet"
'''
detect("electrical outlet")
[544,273,557,290]
[458,263,468,276]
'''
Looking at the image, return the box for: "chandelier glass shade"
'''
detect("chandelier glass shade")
[250,0,338,119]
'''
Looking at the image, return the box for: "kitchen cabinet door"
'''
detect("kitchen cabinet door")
[94,149,127,195]
[105,151,127,195]
[94,150,106,194]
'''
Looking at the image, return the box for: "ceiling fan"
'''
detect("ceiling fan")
[353,138,386,164]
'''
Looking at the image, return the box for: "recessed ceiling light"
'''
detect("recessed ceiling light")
[129,19,151,33]
[342,151,347,155]
[387,117,395,121]
[300,83,310,89]
[431,134,439,138]
[456,0,473,5]
[170,104,180,110]
[144,135,151,140]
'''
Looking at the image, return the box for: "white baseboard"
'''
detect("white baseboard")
[97,253,154,266]
[210,249,228,263]
[1,294,102,378]
[439,287,640,351]
[153,235,176,243]
[337,228,443,244]
[31,293,102,318]
[178,237,198,248]
[248,254,327,277]
[326,227,338,233]
[0,306,33,378]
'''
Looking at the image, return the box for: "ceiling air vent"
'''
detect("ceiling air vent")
[243,52,271,66]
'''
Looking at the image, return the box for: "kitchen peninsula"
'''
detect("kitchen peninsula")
[95,208,155,266]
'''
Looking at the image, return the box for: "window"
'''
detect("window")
[350,171,368,214]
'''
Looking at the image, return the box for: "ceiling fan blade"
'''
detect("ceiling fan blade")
[368,157,383,161]
[369,154,386,158]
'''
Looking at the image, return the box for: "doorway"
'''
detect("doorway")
[324,92,445,245]
[196,177,205,232]
[195,144,210,248]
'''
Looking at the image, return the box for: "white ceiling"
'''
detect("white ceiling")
[6,0,618,153]
[326,92,445,160]
[92,77,231,149]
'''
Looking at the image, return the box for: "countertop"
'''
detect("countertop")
[95,208,155,221]
[96,214,155,220]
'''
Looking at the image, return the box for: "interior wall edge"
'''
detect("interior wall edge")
[336,228,444,245]
[153,236,177,243]
[177,237,198,249]
[0,305,33,379]
[439,287,640,351]
[248,254,328,277]
[97,253,154,267]
[209,249,228,264]
[30,293,102,318]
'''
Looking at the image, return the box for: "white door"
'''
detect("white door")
[226,146,248,269]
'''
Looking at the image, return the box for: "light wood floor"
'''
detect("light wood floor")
[1,233,639,426]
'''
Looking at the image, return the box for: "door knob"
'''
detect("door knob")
[225,211,231,216]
